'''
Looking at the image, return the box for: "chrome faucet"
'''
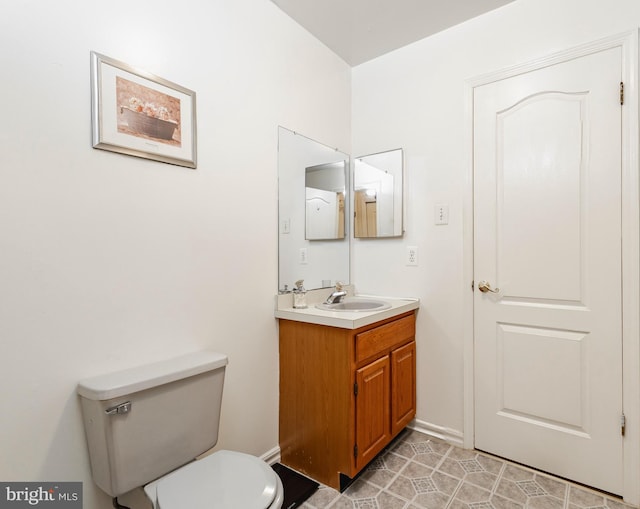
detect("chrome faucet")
[325,282,347,304]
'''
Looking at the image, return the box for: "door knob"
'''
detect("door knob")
[478,280,500,294]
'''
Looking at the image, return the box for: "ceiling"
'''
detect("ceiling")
[271,0,516,66]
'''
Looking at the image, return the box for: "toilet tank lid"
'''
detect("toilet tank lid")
[77,351,228,401]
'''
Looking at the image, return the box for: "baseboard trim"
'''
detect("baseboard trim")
[261,445,281,465]
[409,419,465,449]
[261,420,464,467]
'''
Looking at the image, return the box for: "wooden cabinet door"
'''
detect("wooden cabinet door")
[391,341,416,436]
[355,355,390,470]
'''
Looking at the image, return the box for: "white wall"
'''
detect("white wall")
[0,1,350,507]
[352,0,640,440]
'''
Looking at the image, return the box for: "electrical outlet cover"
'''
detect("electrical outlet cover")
[407,246,418,266]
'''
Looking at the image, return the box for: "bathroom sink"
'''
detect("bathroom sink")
[316,297,391,312]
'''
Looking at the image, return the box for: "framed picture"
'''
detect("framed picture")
[90,51,197,168]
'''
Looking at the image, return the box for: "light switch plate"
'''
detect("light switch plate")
[435,204,449,225]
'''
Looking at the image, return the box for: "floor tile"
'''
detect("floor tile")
[293,429,635,509]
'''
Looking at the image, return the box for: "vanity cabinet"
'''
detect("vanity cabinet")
[278,311,416,490]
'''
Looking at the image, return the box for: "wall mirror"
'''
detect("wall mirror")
[354,148,404,238]
[278,126,350,292]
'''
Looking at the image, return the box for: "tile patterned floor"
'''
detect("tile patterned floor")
[300,429,635,509]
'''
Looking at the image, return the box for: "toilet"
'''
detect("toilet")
[77,351,284,509]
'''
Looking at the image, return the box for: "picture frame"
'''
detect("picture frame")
[90,51,197,169]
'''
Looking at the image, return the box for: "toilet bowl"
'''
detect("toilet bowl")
[144,451,284,509]
[77,351,283,509]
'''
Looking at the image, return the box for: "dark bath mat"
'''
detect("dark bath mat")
[272,463,319,509]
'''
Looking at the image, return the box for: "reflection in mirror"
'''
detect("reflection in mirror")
[278,127,350,292]
[354,148,404,238]
[305,162,346,240]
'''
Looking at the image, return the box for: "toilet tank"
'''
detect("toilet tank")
[77,351,228,497]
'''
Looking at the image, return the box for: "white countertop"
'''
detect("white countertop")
[274,286,419,329]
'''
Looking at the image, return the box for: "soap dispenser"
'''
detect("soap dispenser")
[292,280,307,309]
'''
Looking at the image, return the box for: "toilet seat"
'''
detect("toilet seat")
[147,450,283,509]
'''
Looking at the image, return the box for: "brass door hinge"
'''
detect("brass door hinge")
[354,444,358,458]
[354,382,358,397]
[621,414,626,436]
[620,82,624,105]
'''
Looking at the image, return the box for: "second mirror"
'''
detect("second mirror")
[354,148,403,238]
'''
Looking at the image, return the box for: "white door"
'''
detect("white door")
[473,46,623,494]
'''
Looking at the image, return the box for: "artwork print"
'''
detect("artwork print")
[116,77,182,146]
[91,51,196,168]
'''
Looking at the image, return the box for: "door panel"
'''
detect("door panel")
[391,341,416,436]
[498,324,588,432]
[355,356,390,470]
[474,47,622,494]
[499,93,585,302]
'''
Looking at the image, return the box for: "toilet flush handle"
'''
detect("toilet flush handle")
[105,401,131,416]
